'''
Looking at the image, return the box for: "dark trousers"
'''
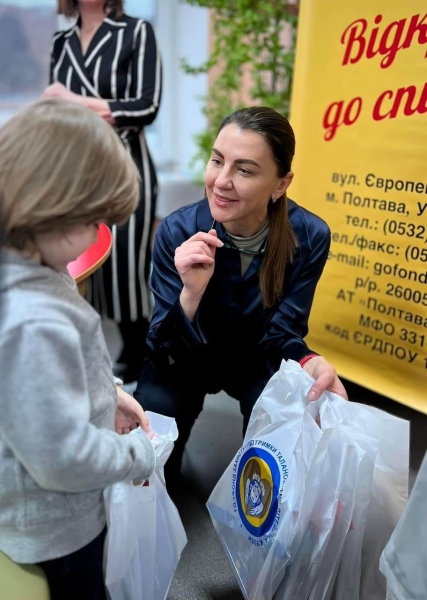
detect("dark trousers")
[134,359,268,480]
[117,318,149,368]
[38,527,107,600]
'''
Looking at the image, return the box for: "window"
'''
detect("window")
[128,0,209,174]
[0,0,56,126]
[0,0,209,178]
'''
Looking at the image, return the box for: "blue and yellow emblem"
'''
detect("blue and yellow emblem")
[236,448,281,537]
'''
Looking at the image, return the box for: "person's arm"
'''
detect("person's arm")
[115,386,151,434]
[46,33,113,120]
[49,31,62,85]
[147,221,221,367]
[0,321,156,493]
[46,22,161,128]
[259,231,331,363]
[106,20,161,129]
[260,229,347,399]
[43,83,115,124]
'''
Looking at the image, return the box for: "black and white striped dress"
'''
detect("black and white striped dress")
[50,15,162,325]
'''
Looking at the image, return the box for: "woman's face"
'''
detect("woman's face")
[205,124,293,237]
[77,0,106,9]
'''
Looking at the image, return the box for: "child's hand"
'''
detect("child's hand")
[115,387,150,434]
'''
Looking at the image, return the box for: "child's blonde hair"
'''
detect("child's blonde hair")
[0,98,140,250]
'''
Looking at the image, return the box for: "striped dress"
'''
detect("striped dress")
[50,15,162,325]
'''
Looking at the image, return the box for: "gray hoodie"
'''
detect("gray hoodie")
[0,252,155,564]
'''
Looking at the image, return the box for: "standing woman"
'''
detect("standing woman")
[45,0,162,382]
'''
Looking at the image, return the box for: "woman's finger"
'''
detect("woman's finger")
[185,231,224,248]
[308,372,348,401]
[176,254,215,270]
[331,378,349,400]
[176,241,214,257]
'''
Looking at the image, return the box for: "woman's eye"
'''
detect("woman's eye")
[239,168,252,175]
[210,158,222,165]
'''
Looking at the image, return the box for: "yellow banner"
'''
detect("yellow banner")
[290,0,427,412]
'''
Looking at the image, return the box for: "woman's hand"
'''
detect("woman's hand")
[175,229,223,321]
[43,83,80,103]
[115,386,150,435]
[303,355,348,401]
[43,85,115,124]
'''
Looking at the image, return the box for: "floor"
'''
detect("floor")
[104,320,427,600]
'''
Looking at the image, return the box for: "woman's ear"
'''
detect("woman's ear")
[274,172,294,199]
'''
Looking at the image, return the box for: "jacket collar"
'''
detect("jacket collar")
[74,15,127,62]
[65,16,128,95]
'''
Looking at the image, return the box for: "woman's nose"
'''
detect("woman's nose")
[214,167,233,189]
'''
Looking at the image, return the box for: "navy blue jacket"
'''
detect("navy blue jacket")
[147,198,330,389]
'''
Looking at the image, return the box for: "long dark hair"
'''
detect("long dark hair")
[57,0,124,19]
[218,107,297,308]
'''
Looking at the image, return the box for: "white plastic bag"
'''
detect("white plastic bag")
[275,423,363,600]
[207,361,322,599]
[104,412,187,600]
[207,360,409,600]
[327,424,377,600]
[380,451,427,600]
[320,393,409,600]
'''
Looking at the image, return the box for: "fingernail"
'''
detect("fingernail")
[308,391,317,401]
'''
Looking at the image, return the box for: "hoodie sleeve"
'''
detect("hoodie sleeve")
[0,320,155,493]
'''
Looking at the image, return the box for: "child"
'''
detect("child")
[0,98,156,599]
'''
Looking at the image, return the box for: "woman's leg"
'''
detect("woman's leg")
[226,375,270,435]
[114,148,157,382]
[115,317,149,383]
[38,528,107,600]
[134,360,206,483]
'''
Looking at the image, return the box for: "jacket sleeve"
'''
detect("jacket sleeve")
[259,230,331,365]
[147,221,208,367]
[49,31,63,84]
[107,20,162,129]
[0,320,156,493]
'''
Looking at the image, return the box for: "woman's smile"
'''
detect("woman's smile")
[213,192,238,208]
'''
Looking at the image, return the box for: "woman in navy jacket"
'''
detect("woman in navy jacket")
[135,107,347,477]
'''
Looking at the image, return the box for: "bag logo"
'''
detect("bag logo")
[232,441,288,545]
[245,472,268,517]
